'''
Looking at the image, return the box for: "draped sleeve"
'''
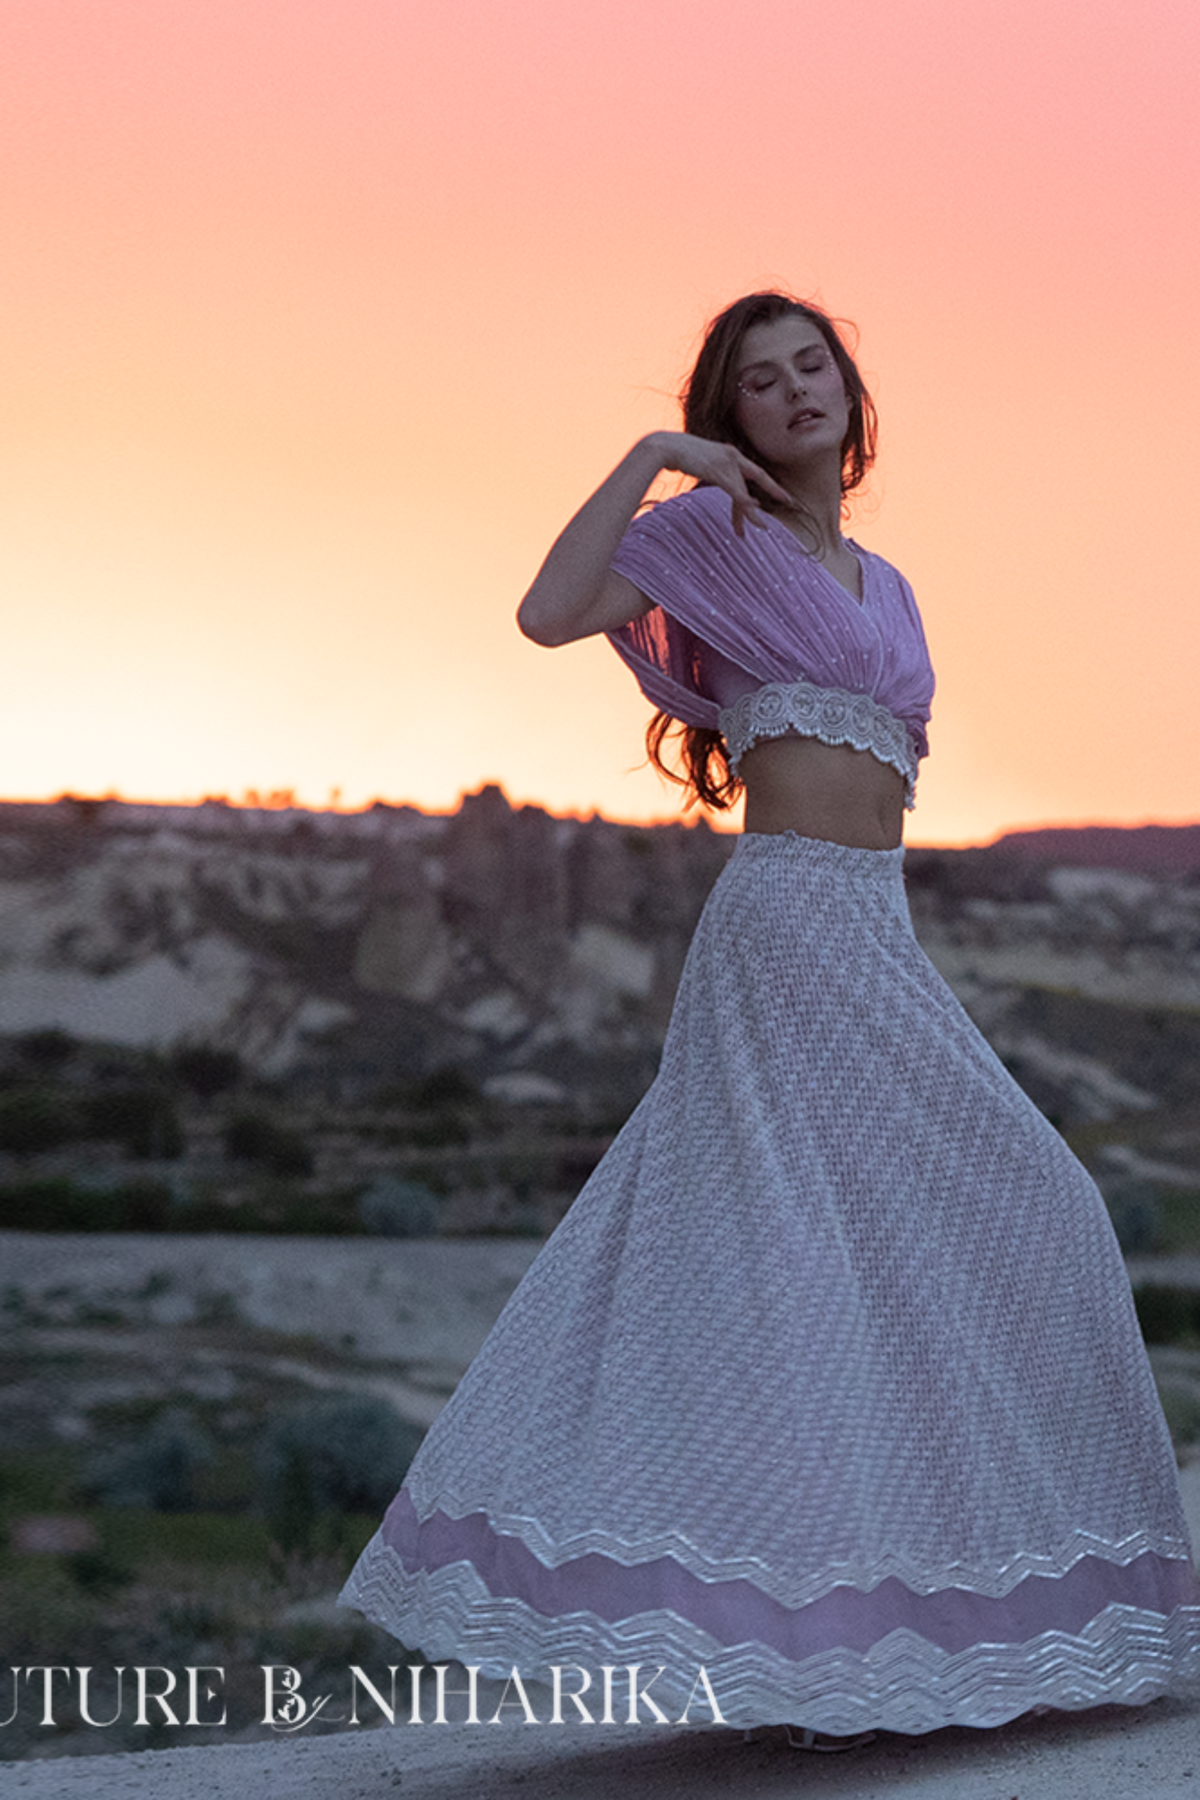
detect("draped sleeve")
[607,489,787,729]
[603,606,723,730]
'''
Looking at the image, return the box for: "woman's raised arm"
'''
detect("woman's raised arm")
[516,431,792,648]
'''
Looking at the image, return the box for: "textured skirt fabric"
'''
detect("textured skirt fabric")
[340,833,1200,1732]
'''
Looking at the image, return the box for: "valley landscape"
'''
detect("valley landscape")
[2,792,1200,1775]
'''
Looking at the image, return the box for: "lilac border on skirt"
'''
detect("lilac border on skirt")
[381,1490,1200,1661]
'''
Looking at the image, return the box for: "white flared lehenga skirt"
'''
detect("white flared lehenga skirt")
[341,833,1200,1733]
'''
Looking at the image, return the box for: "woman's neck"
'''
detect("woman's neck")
[765,458,845,556]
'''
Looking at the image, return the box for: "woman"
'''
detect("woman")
[341,292,1200,1737]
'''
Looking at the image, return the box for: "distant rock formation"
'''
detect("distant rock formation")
[0,790,727,1110]
[1,794,1198,1135]
[987,823,1200,875]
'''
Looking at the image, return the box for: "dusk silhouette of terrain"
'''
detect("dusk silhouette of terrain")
[989,824,1200,875]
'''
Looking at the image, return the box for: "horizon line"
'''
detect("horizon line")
[1,788,1198,853]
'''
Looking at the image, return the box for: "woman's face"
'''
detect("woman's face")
[731,313,850,473]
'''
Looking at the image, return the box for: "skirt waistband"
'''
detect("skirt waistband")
[731,830,907,885]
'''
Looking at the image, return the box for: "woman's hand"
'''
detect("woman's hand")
[651,431,795,537]
[516,430,795,648]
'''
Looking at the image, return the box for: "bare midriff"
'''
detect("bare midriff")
[739,734,906,850]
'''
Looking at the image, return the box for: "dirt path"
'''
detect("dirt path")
[0,1230,542,1373]
[4,1700,1200,1799]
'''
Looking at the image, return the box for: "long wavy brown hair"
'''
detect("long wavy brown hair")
[647,291,877,811]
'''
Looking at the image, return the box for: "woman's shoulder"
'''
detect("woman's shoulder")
[613,486,740,586]
[630,484,736,532]
[618,485,742,558]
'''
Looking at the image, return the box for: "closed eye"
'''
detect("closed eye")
[739,355,830,394]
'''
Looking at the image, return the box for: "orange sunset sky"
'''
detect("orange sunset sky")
[1,0,1197,844]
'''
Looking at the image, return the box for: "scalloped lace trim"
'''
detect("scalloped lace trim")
[718,680,919,808]
[401,1481,1193,1607]
[340,1543,1200,1734]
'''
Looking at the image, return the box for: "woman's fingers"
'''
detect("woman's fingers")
[722,456,795,537]
[657,434,797,524]
[741,457,796,506]
[714,451,794,513]
[728,487,766,538]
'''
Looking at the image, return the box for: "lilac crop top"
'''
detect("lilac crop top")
[607,486,935,808]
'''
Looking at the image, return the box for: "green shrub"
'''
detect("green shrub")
[1104,1181,1162,1254]
[1132,1286,1200,1345]
[258,1397,424,1553]
[357,1175,438,1237]
[172,1045,242,1098]
[83,1084,184,1159]
[67,1549,135,1594]
[83,1409,216,1512]
[411,1066,480,1110]
[0,1085,78,1153]
[0,1176,93,1229]
[0,1177,172,1231]
[120,1179,174,1230]
[1158,1385,1200,1447]
[407,1113,472,1148]
[402,1066,480,1148]
[14,1027,77,1073]
[224,1112,314,1177]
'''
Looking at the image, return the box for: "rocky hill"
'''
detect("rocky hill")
[990,822,1200,875]
[0,788,730,1112]
[1,793,1199,1173]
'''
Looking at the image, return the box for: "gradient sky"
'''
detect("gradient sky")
[2,0,1197,843]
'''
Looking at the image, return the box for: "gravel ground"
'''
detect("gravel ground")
[0,1230,541,1373]
[3,1700,1200,1799]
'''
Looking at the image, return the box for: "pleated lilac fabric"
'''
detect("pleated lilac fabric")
[341,835,1200,1731]
[606,486,936,804]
